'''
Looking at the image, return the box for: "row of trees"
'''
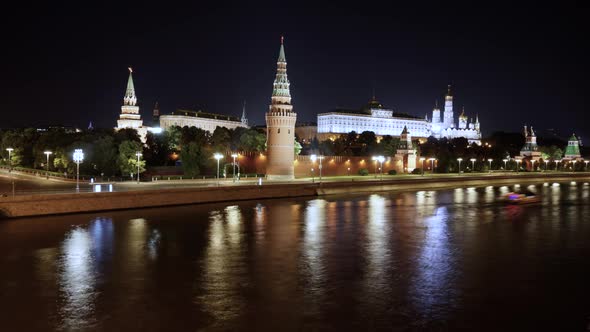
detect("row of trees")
[1,125,582,177]
[0,126,267,178]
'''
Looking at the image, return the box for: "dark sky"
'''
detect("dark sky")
[2,3,588,140]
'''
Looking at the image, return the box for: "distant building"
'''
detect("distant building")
[316,85,482,145]
[295,122,317,144]
[317,96,430,141]
[430,85,481,144]
[564,133,582,160]
[159,108,249,133]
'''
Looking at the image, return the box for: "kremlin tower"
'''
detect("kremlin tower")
[265,37,297,180]
[116,67,148,141]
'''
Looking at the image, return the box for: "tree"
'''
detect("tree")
[211,127,231,151]
[294,139,302,155]
[117,140,145,178]
[539,145,564,160]
[180,142,203,177]
[358,131,377,155]
[239,129,266,152]
[93,136,118,176]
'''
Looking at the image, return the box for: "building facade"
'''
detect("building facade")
[159,109,249,133]
[317,86,482,144]
[265,37,297,180]
[393,126,418,173]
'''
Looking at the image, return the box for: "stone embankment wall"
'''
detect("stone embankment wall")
[1,174,589,218]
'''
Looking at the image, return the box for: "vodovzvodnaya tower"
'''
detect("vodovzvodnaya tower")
[265,37,297,180]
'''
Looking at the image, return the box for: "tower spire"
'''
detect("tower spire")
[278,36,286,62]
[447,84,452,96]
[124,67,137,106]
[241,100,248,126]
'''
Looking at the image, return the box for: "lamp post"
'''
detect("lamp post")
[429,158,436,174]
[503,159,508,172]
[73,149,84,192]
[515,159,521,173]
[531,159,536,172]
[231,153,238,182]
[311,167,315,182]
[372,156,378,178]
[44,151,52,179]
[376,156,385,180]
[310,154,323,183]
[6,148,13,172]
[214,153,223,186]
[487,158,493,173]
[347,167,350,176]
[555,159,559,172]
[585,160,589,172]
[470,158,476,172]
[135,151,142,183]
[544,159,549,172]
[420,157,426,176]
[572,160,577,173]
[457,158,463,175]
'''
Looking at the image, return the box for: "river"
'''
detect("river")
[1,182,589,331]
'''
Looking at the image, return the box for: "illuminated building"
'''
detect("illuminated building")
[317,86,482,144]
[564,133,582,160]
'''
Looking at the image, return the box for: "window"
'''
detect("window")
[278,128,280,134]
[288,129,290,134]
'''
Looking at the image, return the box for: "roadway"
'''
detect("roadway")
[1,168,588,197]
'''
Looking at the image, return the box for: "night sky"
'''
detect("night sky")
[2,3,588,140]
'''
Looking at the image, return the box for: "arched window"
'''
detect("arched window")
[278,128,281,134]
[288,129,290,134]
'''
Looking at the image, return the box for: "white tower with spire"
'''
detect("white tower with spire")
[265,37,297,180]
[116,67,148,141]
[241,101,248,126]
[443,84,454,129]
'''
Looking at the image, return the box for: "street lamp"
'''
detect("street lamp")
[503,159,508,172]
[429,158,436,174]
[572,159,577,173]
[420,157,426,176]
[457,158,463,175]
[371,156,378,178]
[487,158,493,173]
[531,159,536,172]
[310,154,324,183]
[311,167,315,182]
[515,159,521,173]
[214,153,223,186]
[6,148,13,172]
[135,151,142,183]
[376,155,385,180]
[347,167,350,176]
[44,151,52,179]
[73,149,84,192]
[231,153,238,182]
[585,160,589,171]
[544,159,549,172]
[470,158,476,172]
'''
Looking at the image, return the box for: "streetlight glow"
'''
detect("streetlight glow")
[6,148,14,172]
[135,151,142,183]
[73,149,84,192]
[44,151,52,179]
[214,153,223,186]
[487,158,493,173]
[470,158,476,172]
[231,153,239,182]
[420,157,426,176]
[503,158,508,172]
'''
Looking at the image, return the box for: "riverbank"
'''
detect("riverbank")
[1,173,589,218]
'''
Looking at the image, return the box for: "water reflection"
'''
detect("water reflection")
[59,227,97,329]
[411,206,456,321]
[199,206,246,328]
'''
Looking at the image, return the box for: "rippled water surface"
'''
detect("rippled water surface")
[1,182,590,331]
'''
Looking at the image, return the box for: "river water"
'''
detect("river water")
[1,182,590,331]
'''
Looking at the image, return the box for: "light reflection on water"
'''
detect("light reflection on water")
[1,182,590,331]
